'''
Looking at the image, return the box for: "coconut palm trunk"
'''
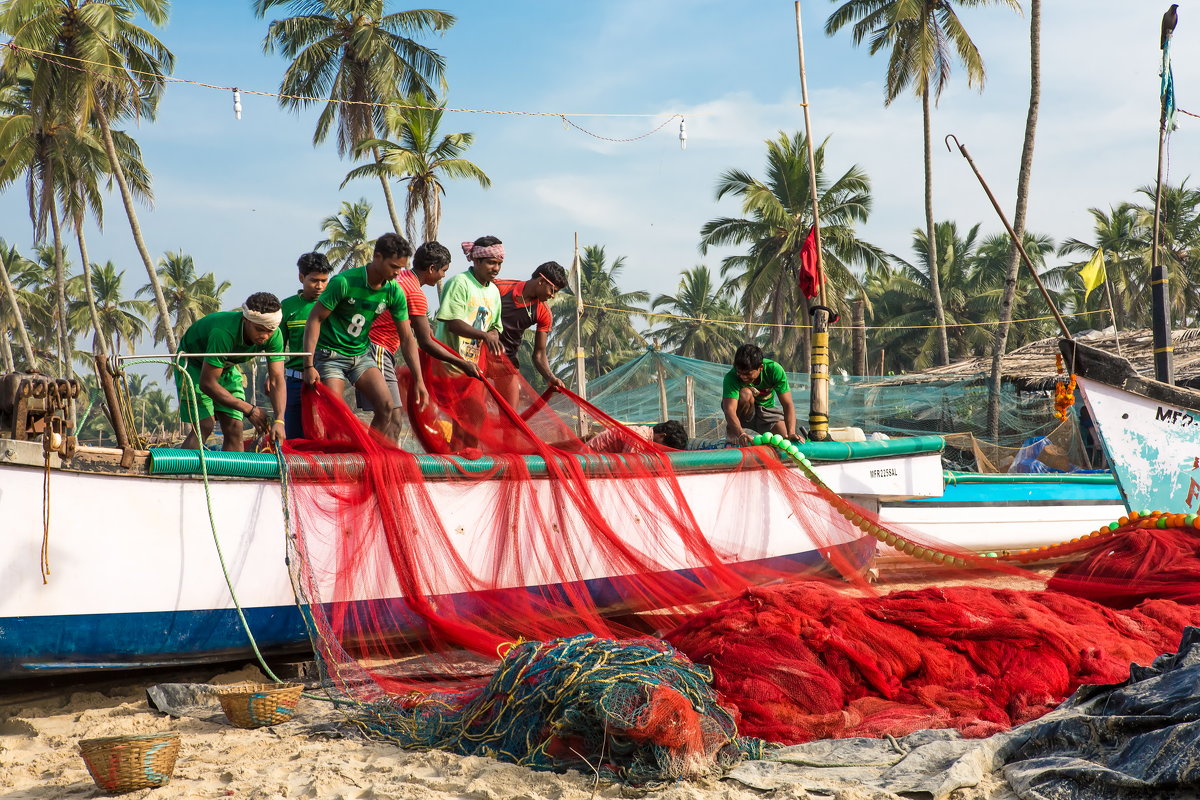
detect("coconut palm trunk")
[0,249,36,369]
[49,203,73,379]
[922,84,949,366]
[372,145,404,234]
[986,0,1040,439]
[74,209,108,357]
[94,103,177,353]
[0,324,13,372]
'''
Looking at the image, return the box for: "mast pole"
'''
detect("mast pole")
[1151,11,1175,384]
[795,1,831,441]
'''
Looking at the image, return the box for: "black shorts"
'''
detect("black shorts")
[739,402,784,434]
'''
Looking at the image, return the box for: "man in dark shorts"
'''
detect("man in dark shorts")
[721,343,801,446]
[493,261,568,397]
[278,252,332,439]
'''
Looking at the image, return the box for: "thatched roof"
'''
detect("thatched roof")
[877,328,1200,390]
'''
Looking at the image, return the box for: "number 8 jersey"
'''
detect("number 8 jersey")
[316,266,409,357]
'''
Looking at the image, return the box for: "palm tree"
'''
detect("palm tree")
[699,132,885,368]
[987,0,1041,438]
[1130,182,1200,328]
[1,0,177,351]
[138,252,230,347]
[552,245,649,379]
[315,199,375,271]
[68,260,150,356]
[870,221,984,371]
[0,239,37,369]
[649,266,744,362]
[343,92,490,244]
[255,1,454,234]
[826,0,1020,366]
[1055,205,1143,330]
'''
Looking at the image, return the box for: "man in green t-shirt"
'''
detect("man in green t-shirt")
[176,292,288,451]
[302,232,428,437]
[721,343,800,446]
[278,252,332,439]
[435,235,505,363]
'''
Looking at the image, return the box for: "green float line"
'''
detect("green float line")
[147,435,945,479]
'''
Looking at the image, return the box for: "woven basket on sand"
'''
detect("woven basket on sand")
[78,732,181,794]
[214,682,303,728]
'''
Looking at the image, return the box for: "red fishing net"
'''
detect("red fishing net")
[280,348,1200,764]
[282,348,881,700]
[666,543,1200,745]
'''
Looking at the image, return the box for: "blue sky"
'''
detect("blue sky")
[1,1,1195,332]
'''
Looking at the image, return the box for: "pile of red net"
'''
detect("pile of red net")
[667,572,1200,745]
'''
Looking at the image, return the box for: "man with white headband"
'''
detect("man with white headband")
[435,235,505,363]
[176,291,288,451]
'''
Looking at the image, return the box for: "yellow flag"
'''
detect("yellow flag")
[1079,249,1107,302]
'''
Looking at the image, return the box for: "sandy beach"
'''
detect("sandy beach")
[0,597,1028,800]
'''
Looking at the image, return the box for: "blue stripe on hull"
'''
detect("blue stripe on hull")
[0,541,871,678]
[900,481,1123,506]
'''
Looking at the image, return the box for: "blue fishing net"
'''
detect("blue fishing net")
[351,633,763,784]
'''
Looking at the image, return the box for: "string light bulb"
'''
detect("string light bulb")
[679,117,687,150]
[232,88,242,120]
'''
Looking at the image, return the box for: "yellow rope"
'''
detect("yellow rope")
[580,302,1109,332]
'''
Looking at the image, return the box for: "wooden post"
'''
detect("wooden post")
[572,232,587,400]
[95,355,132,456]
[851,298,866,376]
[685,375,696,438]
[657,362,669,422]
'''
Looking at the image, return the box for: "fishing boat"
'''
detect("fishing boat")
[0,369,946,679]
[1060,339,1200,515]
[878,470,1125,560]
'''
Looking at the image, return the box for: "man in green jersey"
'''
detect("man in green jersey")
[278,252,332,439]
[721,343,801,445]
[176,292,287,451]
[302,233,428,437]
[436,235,505,364]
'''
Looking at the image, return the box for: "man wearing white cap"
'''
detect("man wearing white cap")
[176,291,288,451]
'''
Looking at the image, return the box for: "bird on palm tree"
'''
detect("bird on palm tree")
[343,92,490,244]
[552,245,649,380]
[314,199,375,271]
[650,266,743,363]
[826,0,1020,366]
[1,0,177,351]
[255,1,454,234]
[699,132,885,369]
[138,252,231,348]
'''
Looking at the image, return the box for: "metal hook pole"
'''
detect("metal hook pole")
[944,135,1072,340]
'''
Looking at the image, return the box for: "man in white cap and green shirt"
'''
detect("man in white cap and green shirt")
[176,291,288,451]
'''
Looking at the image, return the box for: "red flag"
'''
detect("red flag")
[798,225,821,299]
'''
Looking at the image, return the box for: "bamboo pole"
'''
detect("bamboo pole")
[795,1,830,441]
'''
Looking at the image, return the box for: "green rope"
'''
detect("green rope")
[120,357,286,684]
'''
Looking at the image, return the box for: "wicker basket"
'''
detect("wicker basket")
[78,732,181,794]
[214,682,304,729]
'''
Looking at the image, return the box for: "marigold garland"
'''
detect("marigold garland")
[1053,355,1077,421]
